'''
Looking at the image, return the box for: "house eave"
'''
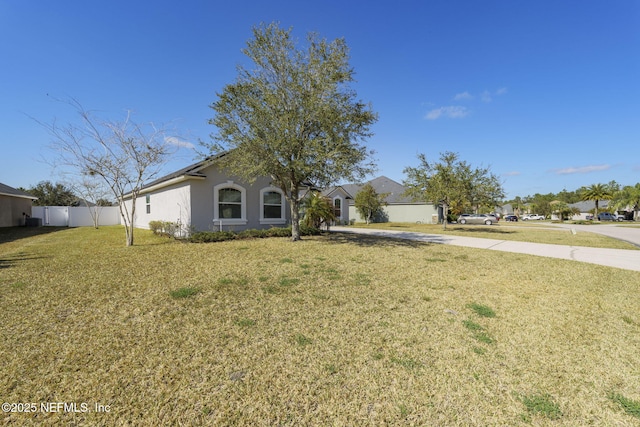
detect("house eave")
[123,175,205,199]
[0,192,38,200]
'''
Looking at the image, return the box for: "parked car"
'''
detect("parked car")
[504,215,518,222]
[457,214,498,225]
[522,214,545,221]
[585,214,594,220]
[597,212,624,222]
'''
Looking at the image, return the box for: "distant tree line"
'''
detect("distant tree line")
[20,180,114,207]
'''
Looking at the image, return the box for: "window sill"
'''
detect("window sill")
[213,219,248,226]
[259,219,287,225]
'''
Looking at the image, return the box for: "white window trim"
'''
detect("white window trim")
[213,182,247,225]
[333,196,343,220]
[260,186,286,225]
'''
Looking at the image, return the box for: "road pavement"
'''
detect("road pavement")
[546,222,640,248]
[332,226,640,272]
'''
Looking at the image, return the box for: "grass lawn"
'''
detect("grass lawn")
[347,222,640,250]
[1,226,639,425]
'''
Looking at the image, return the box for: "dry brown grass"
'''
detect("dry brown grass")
[348,222,640,249]
[1,226,639,425]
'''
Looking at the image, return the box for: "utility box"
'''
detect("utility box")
[25,217,42,227]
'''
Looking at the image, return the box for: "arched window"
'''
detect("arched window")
[260,187,286,224]
[333,197,342,219]
[213,182,247,225]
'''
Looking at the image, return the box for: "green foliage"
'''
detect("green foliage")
[403,152,503,230]
[27,181,79,206]
[354,183,388,224]
[205,22,377,241]
[302,191,336,229]
[189,226,320,243]
[580,183,614,217]
[550,200,581,222]
[612,183,640,221]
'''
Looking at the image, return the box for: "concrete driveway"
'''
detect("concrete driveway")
[333,226,640,272]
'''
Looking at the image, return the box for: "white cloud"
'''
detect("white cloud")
[479,88,507,103]
[453,91,473,101]
[165,136,195,149]
[425,106,470,120]
[502,171,521,177]
[553,164,610,175]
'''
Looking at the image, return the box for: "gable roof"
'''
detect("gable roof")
[324,176,421,204]
[141,154,225,191]
[0,182,37,200]
[569,200,610,212]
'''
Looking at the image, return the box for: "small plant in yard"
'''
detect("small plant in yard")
[463,319,495,345]
[294,334,312,347]
[622,315,637,326]
[235,318,256,327]
[279,277,300,286]
[169,287,199,299]
[324,364,338,375]
[390,355,423,370]
[520,393,562,420]
[608,392,640,419]
[463,319,484,331]
[467,303,496,318]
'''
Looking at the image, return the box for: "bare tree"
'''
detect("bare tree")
[41,99,175,246]
[67,175,112,229]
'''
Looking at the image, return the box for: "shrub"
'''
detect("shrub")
[149,221,164,235]
[149,220,180,238]
[189,226,321,243]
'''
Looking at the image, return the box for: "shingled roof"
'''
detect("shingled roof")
[0,182,37,200]
[324,176,419,204]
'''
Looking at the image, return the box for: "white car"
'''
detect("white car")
[522,214,545,221]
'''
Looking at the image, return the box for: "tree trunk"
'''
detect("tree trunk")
[442,204,448,230]
[289,184,301,241]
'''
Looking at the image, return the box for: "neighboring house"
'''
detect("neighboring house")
[323,176,438,224]
[0,183,38,227]
[122,155,293,233]
[568,200,610,220]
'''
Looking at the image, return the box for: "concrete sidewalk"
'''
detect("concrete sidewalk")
[333,227,640,272]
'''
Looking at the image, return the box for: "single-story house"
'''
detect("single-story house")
[122,154,295,233]
[323,176,438,224]
[0,183,38,227]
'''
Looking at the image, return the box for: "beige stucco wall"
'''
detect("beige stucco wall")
[0,195,33,227]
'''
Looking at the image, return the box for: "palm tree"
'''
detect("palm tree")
[612,183,640,221]
[580,183,613,219]
[301,192,336,229]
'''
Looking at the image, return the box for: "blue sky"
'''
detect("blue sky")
[1,0,638,199]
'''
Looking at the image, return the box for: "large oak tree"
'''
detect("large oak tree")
[403,152,504,230]
[205,23,377,241]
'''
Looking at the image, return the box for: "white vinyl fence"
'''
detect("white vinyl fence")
[32,206,121,227]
